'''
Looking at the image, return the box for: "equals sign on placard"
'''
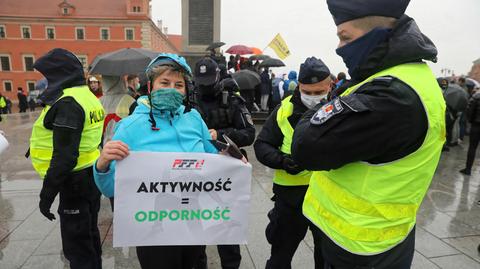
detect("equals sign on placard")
[181,198,190,204]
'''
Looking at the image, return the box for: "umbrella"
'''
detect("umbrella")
[206,42,226,51]
[466,78,480,88]
[226,45,253,55]
[231,70,261,90]
[443,84,469,112]
[249,55,271,61]
[259,58,285,68]
[250,47,263,55]
[35,78,48,90]
[89,48,159,76]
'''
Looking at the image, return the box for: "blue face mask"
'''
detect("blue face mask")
[150,88,184,113]
[336,27,391,78]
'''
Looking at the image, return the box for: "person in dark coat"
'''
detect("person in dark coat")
[291,0,445,268]
[254,57,332,269]
[260,68,271,111]
[17,87,28,113]
[193,57,255,269]
[460,91,480,175]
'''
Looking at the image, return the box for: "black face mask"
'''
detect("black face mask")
[199,84,218,96]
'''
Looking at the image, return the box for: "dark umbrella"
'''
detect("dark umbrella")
[89,48,159,76]
[259,58,285,68]
[231,70,261,90]
[206,42,226,51]
[249,55,271,61]
[226,45,253,55]
[444,84,469,112]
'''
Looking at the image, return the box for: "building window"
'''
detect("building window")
[125,28,134,40]
[3,81,12,92]
[63,8,69,15]
[77,55,88,70]
[76,27,85,40]
[27,81,36,92]
[0,55,11,71]
[21,26,31,39]
[100,28,109,40]
[0,26,5,39]
[23,56,34,71]
[46,27,55,40]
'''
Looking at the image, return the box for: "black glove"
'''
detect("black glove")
[282,155,304,175]
[39,198,55,221]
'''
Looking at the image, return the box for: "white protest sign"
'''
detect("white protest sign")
[113,152,252,247]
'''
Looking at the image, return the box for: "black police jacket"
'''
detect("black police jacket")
[254,90,309,170]
[291,15,433,171]
[195,91,255,148]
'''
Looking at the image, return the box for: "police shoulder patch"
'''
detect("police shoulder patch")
[310,98,344,125]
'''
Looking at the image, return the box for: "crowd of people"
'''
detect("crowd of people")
[2,0,480,268]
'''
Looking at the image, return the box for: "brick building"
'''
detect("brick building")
[0,0,181,102]
[468,58,480,83]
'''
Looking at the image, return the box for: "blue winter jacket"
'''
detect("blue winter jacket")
[282,71,298,94]
[93,96,218,197]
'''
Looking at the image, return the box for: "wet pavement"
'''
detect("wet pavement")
[1,111,480,269]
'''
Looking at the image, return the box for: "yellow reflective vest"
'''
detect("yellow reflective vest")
[303,63,446,255]
[273,96,312,186]
[0,96,6,109]
[30,86,105,179]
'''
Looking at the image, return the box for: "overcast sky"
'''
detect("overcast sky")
[152,0,480,78]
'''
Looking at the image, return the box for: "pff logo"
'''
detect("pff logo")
[172,159,205,170]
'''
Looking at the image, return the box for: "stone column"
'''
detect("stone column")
[181,0,221,66]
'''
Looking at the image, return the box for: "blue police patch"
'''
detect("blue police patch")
[310,98,343,125]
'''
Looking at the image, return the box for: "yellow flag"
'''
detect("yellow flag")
[268,34,291,60]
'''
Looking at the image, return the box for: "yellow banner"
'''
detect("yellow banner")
[268,34,291,60]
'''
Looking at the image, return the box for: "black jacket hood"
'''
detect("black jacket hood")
[352,15,438,82]
[33,48,86,105]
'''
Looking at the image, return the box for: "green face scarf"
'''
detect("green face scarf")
[150,88,184,113]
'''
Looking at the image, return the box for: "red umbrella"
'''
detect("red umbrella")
[226,45,253,55]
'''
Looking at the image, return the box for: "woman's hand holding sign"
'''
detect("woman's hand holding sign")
[97,141,130,172]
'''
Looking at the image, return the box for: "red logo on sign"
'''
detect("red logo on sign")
[172,159,205,170]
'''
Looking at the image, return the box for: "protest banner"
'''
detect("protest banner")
[113,152,252,247]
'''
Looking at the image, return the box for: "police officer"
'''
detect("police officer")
[254,57,332,269]
[193,57,255,269]
[291,1,445,268]
[30,48,105,269]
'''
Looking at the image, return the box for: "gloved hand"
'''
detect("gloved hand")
[282,155,304,175]
[39,198,55,221]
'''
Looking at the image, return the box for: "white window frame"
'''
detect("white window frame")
[0,25,6,39]
[22,54,35,72]
[21,26,31,39]
[125,27,134,41]
[0,54,11,71]
[3,80,13,92]
[45,26,55,40]
[100,27,110,40]
[75,27,85,40]
[63,7,69,15]
[26,80,36,92]
[76,55,88,70]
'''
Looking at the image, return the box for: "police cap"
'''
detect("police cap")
[327,0,410,25]
[194,58,219,86]
[298,57,331,84]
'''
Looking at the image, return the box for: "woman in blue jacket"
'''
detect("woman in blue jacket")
[94,53,217,269]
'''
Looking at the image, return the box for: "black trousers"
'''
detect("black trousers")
[58,168,102,269]
[136,245,203,269]
[445,112,457,145]
[466,123,480,170]
[265,184,323,269]
[311,225,415,269]
[195,245,241,269]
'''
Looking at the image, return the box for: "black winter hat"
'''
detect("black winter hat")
[298,57,331,84]
[327,0,410,25]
